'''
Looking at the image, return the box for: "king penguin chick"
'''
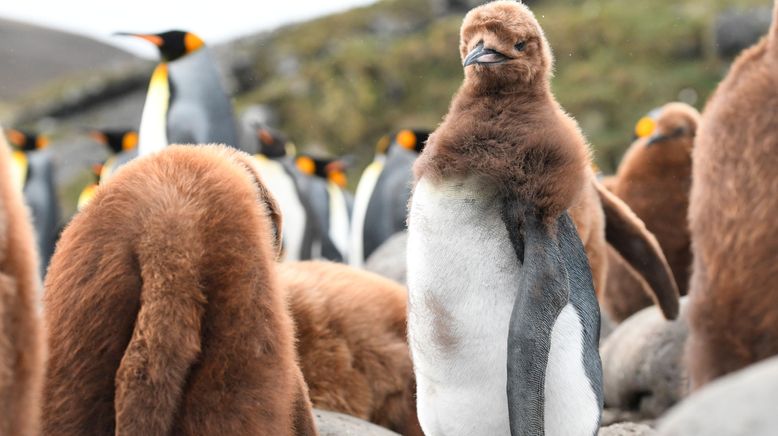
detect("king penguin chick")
[295,154,354,262]
[103,30,239,178]
[349,129,429,267]
[42,145,318,435]
[408,2,677,434]
[685,0,778,391]
[6,128,60,277]
[603,103,700,322]
[252,125,324,261]
[0,128,45,436]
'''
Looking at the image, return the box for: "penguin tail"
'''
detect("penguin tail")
[113,201,207,434]
[594,181,680,319]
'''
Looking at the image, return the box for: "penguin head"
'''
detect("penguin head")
[6,129,48,152]
[117,30,205,62]
[634,102,700,156]
[460,1,553,92]
[295,155,351,188]
[256,126,289,159]
[393,129,430,154]
[90,129,139,154]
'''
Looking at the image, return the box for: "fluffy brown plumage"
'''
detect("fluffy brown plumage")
[415,0,679,318]
[280,261,422,436]
[603,102,700,322]
[0,129,44,436]
[42,145,317,435]
[685,2,778,390]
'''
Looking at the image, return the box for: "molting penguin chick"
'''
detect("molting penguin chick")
[685,1,778,391]
[408,2,602,435]
[280,261,422,436]
[603,102,700,322]
[0,129,44,436]
[42,145,318,435]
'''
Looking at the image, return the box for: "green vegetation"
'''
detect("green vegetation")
[234,0,769,172]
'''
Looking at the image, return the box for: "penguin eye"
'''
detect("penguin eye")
[515,41,526,52]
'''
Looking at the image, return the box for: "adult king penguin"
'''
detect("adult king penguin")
[406,2,651,434]
[6,129,60,277]
[104,30,239,178]
[349,129,429,267]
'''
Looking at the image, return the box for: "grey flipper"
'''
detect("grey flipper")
[166,48,240,149]
[294,170,344,262]
[24,150,60,277]
[505,207,602,435]
[281,159,326,260]
[362,146,416,260]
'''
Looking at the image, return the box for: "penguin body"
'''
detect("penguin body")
[294,154,353,262]
[7,129,60,276]
[350,130,428,267]
[685,2,778,391]
[42,145,318,435]
[0,129,44,435]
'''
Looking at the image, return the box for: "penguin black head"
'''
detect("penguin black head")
[295,155,350,188]
[460,1,553,91]
[256,126,290,159]
[89,129,138,155]
[393,129,430,154]
[116,30,205,62]
[6,129,48,152]
[634,102,700,152]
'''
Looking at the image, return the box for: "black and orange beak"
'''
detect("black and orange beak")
[114,32,163,47]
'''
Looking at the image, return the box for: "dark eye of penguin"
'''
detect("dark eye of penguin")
[515,41,526,52]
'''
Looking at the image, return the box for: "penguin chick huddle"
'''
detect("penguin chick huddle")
[2,0,778,435]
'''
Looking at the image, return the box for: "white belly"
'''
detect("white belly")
[407,176,520,436]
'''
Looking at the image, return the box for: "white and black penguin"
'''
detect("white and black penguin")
[6,128,60,277]
[407,2,602,435]
[349,129,429,267]
[104,30,239,178]
[252,125,322,261]
[78,129,139,209]
[294,154,353,262]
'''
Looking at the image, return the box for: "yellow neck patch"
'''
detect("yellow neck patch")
[328,170,347,188]
[635,117,656,138]
[77,184,98,211]
[10,150,28,190]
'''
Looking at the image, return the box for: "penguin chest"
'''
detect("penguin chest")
[407,176,521,436]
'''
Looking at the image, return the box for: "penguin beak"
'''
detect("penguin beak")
[114,32,163,47]
[645,133,669,147]
[463,42,510,67]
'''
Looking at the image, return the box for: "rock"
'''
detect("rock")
[599,422,657,436]
[601,299,689,420]
[714,7,773,58]
[314,409,401,436]
[365,231,408,285]
[657,356,778,436]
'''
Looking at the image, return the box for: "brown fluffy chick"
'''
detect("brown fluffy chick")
[280,261,423,436]
[685,1,778,390]
[414,0,679,318]
[603,102,700,322]
[0,129,44,436]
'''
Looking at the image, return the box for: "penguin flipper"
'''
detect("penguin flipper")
[594,181,680,319]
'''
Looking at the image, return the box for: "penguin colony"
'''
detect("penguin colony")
[602,103,700,322]
[2,0,778,434]
[685,1,778,391]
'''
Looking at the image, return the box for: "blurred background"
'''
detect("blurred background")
[0,0,773,219]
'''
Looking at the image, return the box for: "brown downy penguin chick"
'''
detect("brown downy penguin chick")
[685,1,778,391]
[279,261,423,436]
[603,103,700,322]
[42,145,318,435]
[0,130,44,435]
[408,2,677,435]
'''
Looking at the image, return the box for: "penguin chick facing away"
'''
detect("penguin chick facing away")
[0,129,44,436]
[603,102,700,322]
[685,1,778,391]
[42,145,318,435]
[280,261,423,436]
[408,2,603,435]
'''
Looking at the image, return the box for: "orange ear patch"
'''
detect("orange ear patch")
[184,32,205,53]
[635,117,656,138]
[296,156,316,175]
[36,135,49,150]
[122,131,139,151]
[397,130,417,150]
